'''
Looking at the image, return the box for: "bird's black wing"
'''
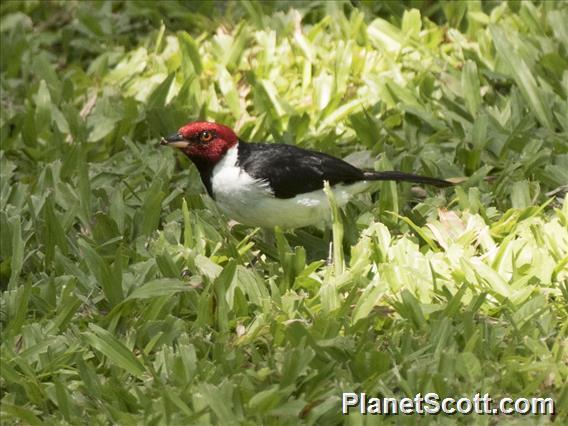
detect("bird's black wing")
[236,142,365,199]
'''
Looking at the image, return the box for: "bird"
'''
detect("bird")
[161,121,453,229]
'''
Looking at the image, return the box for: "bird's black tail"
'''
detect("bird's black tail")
[363,171,454,188]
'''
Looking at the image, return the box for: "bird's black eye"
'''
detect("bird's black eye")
[200,131,213,143]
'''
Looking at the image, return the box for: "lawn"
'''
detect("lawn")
[1,1,567,424]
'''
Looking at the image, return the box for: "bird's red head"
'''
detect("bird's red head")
[161,121,238,164]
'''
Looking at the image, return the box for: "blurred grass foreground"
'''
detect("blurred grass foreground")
[1,1,567,424]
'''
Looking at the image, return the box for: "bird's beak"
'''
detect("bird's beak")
[160,133,190,148]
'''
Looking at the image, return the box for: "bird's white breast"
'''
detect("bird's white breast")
[210,145,369,228]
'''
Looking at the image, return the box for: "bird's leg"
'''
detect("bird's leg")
[248,227,279,265]
[263,227,275,247]
[246,236,260,267]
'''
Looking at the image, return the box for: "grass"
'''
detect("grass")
[1,0,567,424]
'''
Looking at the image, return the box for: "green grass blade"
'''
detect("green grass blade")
[83,324,145,378]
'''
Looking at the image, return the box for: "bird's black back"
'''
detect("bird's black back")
[236,141,365,199]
